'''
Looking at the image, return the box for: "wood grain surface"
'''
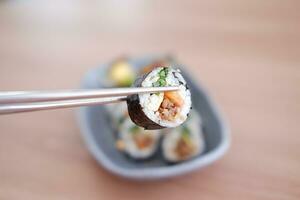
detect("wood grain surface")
[0,0,299,199]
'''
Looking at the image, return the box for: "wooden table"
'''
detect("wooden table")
[0,1,299,199]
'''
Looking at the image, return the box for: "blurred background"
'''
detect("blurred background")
[0,0,299,199]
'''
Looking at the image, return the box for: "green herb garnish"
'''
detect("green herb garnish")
[159,79,166,86]
[153,67,169,88]
[159,70,166,77]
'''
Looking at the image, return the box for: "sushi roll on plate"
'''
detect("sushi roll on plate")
[116,118,162,160]
[127,67,192,130]
[162,111,205,163]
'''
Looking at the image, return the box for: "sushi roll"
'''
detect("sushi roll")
[162,111,205,163]
[127,67,192,130]
[115,118,161,160]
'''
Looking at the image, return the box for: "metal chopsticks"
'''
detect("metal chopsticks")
[0,86,179,114]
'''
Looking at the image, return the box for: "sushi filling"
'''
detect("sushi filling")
[139,67,191,128]
[155,68,183,121]
[159,91,183,121]
[175,126,196,159]
[130,126,155,150]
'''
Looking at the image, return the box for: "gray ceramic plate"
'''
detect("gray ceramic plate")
[77,56,230,180]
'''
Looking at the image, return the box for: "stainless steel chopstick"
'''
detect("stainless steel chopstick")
[0,86,179,115]
[0,86,179,104]
[0,96,127,115]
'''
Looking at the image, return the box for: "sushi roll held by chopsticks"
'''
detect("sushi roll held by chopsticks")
[127,67,192,130]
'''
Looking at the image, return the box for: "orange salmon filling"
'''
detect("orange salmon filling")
[175,138,195,159]
[158,91,183,121]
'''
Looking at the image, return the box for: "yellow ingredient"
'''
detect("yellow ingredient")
[110,60,135,87]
